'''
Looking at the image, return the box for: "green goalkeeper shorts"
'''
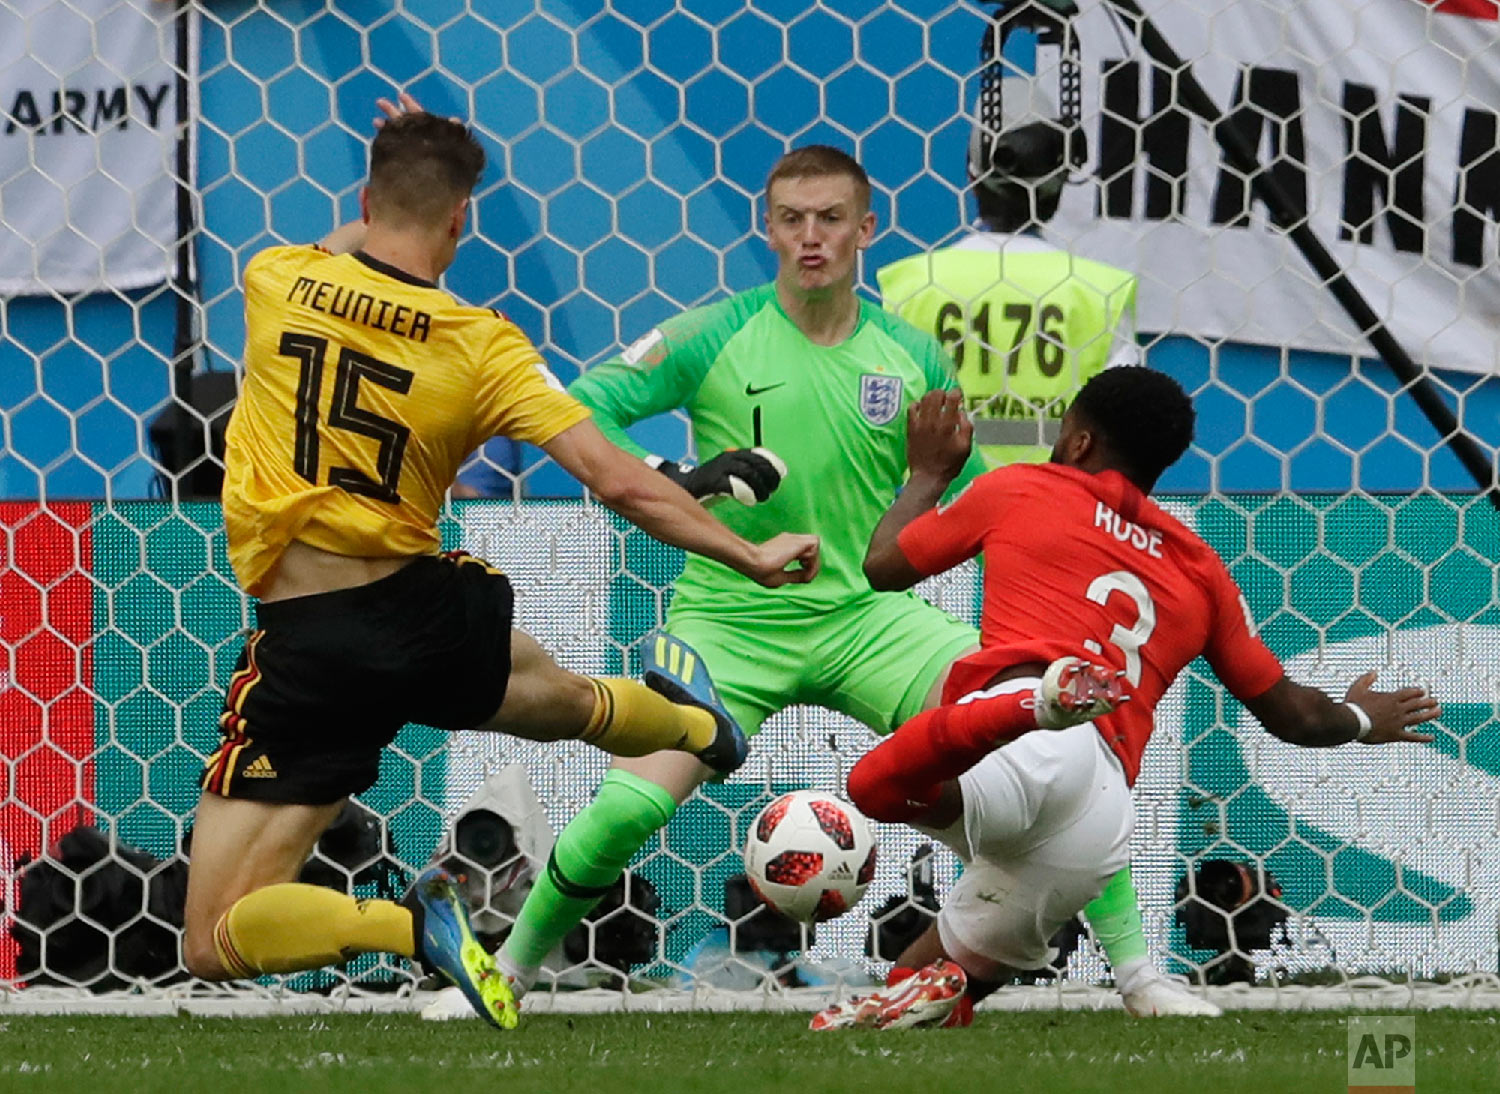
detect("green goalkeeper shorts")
[665,590,979,738]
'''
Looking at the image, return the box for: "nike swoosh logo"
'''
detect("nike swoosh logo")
[745,381,786,396]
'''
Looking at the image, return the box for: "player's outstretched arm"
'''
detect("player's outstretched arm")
[1243,671,1440,748]
[865,390,974,591]
[544,419,819,587]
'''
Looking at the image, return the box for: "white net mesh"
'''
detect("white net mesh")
[3,0,1499,1014]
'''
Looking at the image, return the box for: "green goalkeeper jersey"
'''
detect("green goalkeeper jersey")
[570,282,987,614]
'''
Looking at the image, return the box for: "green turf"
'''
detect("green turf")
[0,1011,1493,1093]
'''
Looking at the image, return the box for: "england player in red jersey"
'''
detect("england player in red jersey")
[811,367,1441,1031]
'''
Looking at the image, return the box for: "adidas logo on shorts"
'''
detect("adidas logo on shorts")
[242,754,277,779]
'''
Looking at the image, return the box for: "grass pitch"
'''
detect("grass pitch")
[0,1010,1494,1093]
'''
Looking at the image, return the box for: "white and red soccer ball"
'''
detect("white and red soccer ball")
[743,790,876,923]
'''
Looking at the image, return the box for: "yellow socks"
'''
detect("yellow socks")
[579,677,716,757]
[213,882,415,977]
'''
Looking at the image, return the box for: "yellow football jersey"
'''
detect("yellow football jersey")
[223,245,590,596]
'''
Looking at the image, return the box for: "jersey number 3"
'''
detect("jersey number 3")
[280,332,414,503]
[1082,570,1156,686]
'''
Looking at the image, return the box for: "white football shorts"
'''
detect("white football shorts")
[916,676,1133,976]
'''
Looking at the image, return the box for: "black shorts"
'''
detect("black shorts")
[200,553,514,805]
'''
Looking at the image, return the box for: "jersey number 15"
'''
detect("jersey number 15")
[280,332,414,503]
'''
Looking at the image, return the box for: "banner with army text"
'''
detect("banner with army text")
[0,0,196,295]
[1050,0,1500,375]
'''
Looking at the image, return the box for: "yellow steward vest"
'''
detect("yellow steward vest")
[878,240,1136,467]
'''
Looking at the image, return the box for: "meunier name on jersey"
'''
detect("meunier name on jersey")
[1094,500,1163,559]
[286,276,433,343]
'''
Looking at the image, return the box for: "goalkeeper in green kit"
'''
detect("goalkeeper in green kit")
[470,145,982,1006]
[476,143,1194,1021]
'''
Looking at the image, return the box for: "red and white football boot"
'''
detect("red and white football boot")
[809,959,969,1031]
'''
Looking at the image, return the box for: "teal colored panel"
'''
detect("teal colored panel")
[91,503,243,860]
[1171,493,1487,977]
[608,515,685,676]
[89,502,462,869]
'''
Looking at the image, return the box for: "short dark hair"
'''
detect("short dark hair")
[1069,367,1195,487]
[367,113,485,227]
[765,144,871,213]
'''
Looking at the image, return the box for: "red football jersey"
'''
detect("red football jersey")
[897,463,1284,784]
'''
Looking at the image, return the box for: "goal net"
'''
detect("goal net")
[3,0,1499,1014]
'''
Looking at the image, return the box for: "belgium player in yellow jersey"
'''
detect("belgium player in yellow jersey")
[181,94,820,1029]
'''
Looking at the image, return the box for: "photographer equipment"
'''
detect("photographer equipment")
[1175,858,1288,984]
[674,872,809,990]
[970,0,1086,221]
[296,799,405,899]
[9,803,405,991]
[725,870,805,956]
[454,806,519,873]
[9,826,188,991]
[425,767,552,950]
[865,842,940,962]
[561,870,662,981]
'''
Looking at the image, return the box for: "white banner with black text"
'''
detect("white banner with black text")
[1049,0,1500,375]
[0,0,196,296]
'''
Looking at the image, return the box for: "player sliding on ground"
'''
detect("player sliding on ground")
[811,369,1440,1030]
[180,93,818,1030]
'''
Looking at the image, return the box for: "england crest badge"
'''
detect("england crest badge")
[859,374,903,426]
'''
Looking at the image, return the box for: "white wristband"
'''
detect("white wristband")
[1345,701,1373,742]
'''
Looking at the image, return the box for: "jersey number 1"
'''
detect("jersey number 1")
[280,332,414,503]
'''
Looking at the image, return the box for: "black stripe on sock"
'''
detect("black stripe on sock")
[546,848,617,901]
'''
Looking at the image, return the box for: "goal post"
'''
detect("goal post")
[3,0,1500,1012]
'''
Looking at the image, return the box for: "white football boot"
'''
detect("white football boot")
[809,959,968,1031]
[1120,967,1224,1018]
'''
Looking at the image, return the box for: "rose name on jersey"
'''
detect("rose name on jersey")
[1093,501,1163,559]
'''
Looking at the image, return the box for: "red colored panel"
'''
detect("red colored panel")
[0,503,95,980]
[1424,0,1498,19]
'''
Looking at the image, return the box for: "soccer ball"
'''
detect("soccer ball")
[743,790,876,923]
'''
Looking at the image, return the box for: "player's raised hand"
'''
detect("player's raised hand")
[374,91,463,130]
[374,91,423,128]
[1344,670,1440,744]
[906,390,972,485]
[746,533,820,587]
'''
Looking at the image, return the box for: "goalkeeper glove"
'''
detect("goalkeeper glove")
[645,447,787,505]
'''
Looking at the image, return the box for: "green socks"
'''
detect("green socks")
[1084,865,1151,984]
[497,768,676,991]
